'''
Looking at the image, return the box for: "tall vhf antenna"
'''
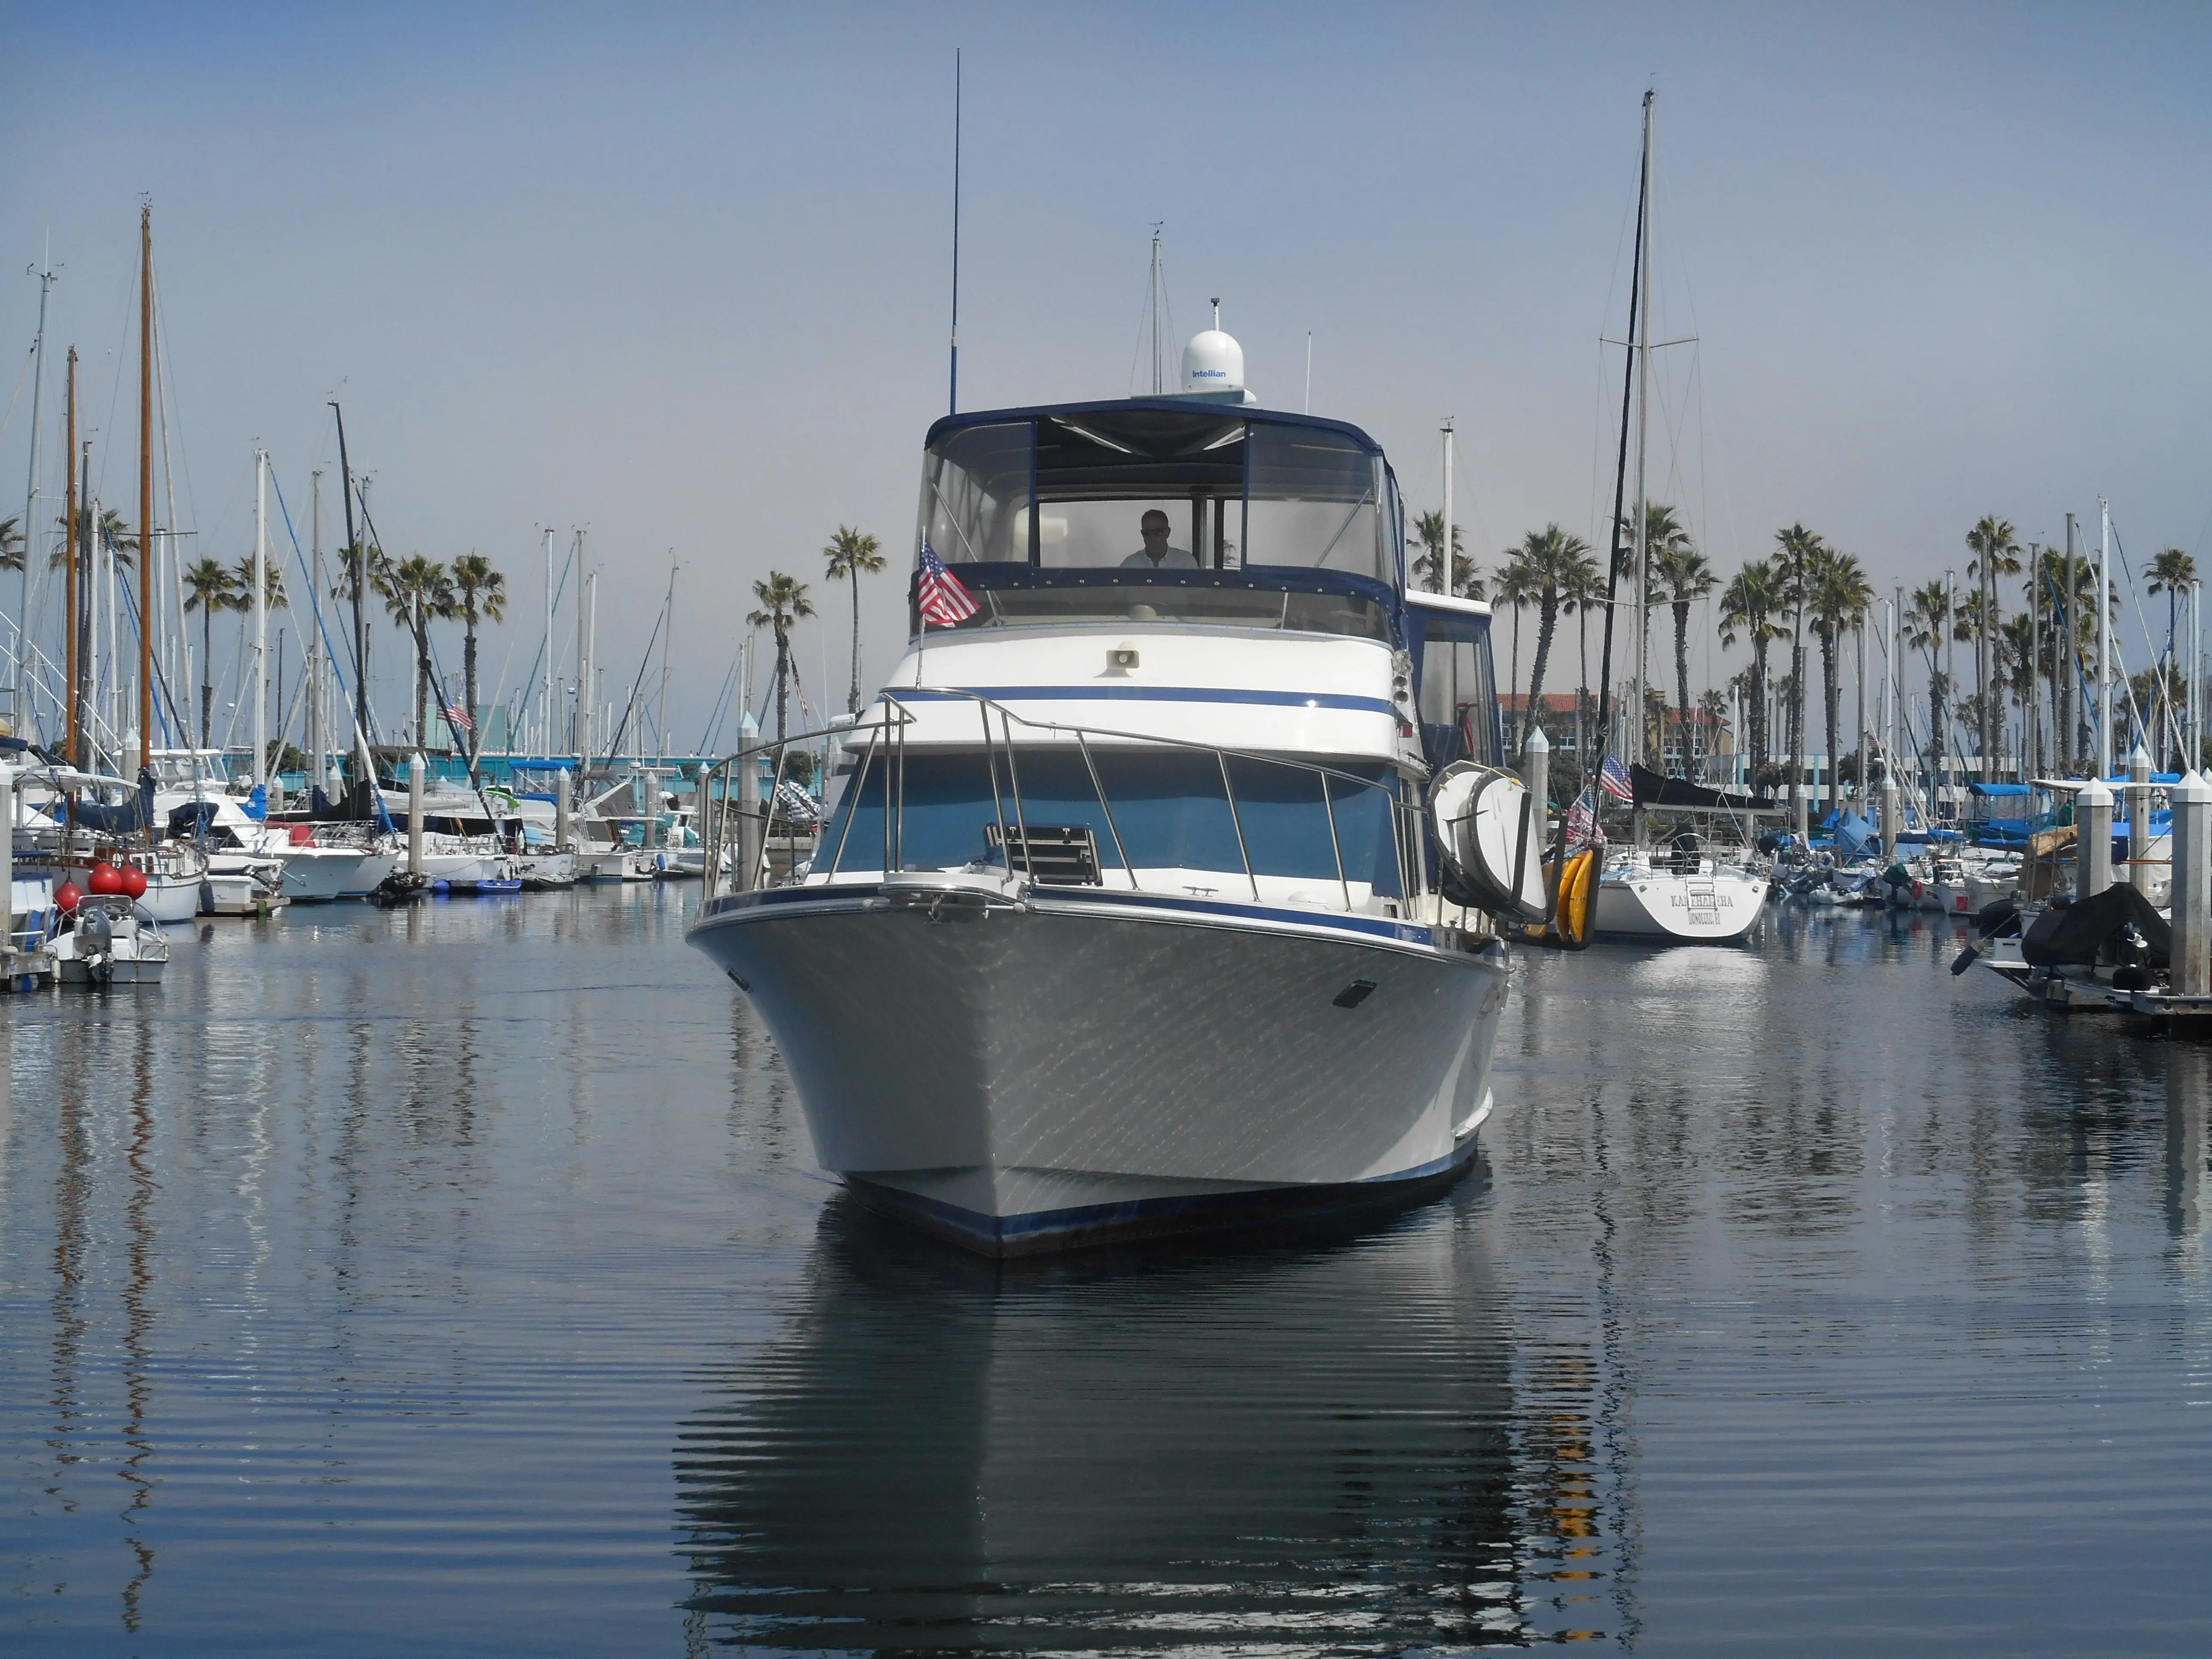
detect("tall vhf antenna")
[948,48,961,416]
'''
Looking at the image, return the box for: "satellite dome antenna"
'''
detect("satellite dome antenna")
[1178,301,1252,404]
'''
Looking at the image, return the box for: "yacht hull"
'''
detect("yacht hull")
[278,848,397,902]
[1591,868,1768,942]
[690,887,1508,1255]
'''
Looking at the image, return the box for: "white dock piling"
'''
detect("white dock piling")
[407,753,425,878]
[2171,770,2211,996]
[2128,742,2152,893]
[1,765,13,961]
[2077,778,2114,899]
[1880,773,1899,863]
[1522,727,1549,846]
[737,748,762,891]
[555,766,572,851]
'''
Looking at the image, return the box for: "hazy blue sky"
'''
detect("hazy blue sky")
[6,2,2209,740]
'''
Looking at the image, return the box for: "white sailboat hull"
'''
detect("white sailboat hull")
[136,872,205,925]
[690,884,1508,1254]
[1591,865,1768,941]
[276,847,397,902]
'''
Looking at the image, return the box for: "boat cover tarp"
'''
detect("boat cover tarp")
[1628,764,1774,813]
[46,774,156,834]
[1824,808,1876,858]
[2020,883,2171,969]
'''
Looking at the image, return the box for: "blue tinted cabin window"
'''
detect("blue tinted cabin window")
[821,750,1400,895]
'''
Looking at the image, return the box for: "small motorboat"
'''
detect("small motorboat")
[50,894,169,986]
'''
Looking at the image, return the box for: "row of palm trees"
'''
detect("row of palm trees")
[1466,502,2203,805]
[177,541,505,771]
[747,524,889,747]
[1416,504,1728,776]
[6,505,510,772]
[1893,524,2197,781]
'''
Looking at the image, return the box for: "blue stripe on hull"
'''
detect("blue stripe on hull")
[845,1137,1482,1259]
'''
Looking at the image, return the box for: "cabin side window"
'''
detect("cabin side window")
[1416,614,1501,770]
[919,421,1033,565]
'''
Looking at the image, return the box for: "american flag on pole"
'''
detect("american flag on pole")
[1598,754,1635,803]
[443,696,474,733]
[917,540,978,627]
[1564,786,1601,848]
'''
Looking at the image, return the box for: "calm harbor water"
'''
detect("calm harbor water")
[3,888,2209,1654]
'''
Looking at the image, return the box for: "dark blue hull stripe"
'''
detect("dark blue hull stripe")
[846,1136,1481,1256]
[889,685,1394,716]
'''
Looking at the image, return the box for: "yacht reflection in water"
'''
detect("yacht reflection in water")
[675,1194,1618,1649]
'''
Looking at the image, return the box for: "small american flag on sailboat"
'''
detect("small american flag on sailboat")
[1598,755,1635,803]
[1564,786,1601,847]
[917,541,978,627]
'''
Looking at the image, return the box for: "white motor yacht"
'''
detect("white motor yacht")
[688,359,1546,1254]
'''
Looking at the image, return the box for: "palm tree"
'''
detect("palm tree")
[1905,579,1960,808]
[1965,516,2021,777]
[1651,540,1716,775]
[2148,547,2197,765]
[51,506,139,569]
[1565,555,1607,761]
[821,526,886,716]
[183,557,241,747]
[1771,524,1825,815]
[375,555,455,747]
[1719,558,1782,794]
[1808,548,1874,821]
[1412,510,1483,599]
[1696,687,1729,781]
[746,572,815,744]
[1491,554,1534,747]
[0,515,22,574]
[1507,526,1597,758]
[448,553,506,782]
[231,551,287,611]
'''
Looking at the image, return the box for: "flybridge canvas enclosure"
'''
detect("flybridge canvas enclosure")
[920,404,1392,579]
[1408,603,1502,772]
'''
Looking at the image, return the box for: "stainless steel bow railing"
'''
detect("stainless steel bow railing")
[696,688,1431,918]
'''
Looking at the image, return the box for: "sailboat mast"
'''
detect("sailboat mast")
[331,401,366,752]
[253,449,267,789]
[1149,227,1166,394]
[139,204,155,779]
[310,469,323,786]
[18,255,54,726]
[2098,497,2112,778]
[543,526,556,755]
[1630,88,1654,775]
[574,532,588,762]
[64,349,78,769]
